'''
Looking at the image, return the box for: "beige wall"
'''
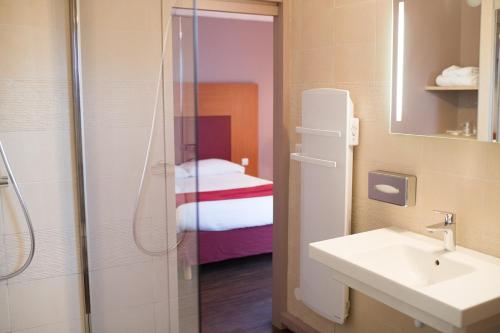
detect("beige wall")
[287,1,500,332]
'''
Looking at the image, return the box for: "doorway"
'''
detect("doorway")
[197,11,274,332]
[172,8,275,332]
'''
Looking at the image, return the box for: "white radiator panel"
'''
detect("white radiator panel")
[291,88,357,324]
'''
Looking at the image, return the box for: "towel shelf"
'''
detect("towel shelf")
[296,126,342,137]
[290,153,337,168]
[425,85,478,91]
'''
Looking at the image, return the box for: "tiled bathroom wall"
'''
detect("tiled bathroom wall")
[287,1,500,332]
[0,0,85,332]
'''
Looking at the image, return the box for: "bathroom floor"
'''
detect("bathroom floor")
[200,254,281,333]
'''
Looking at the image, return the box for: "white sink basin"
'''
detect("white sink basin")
[309,227,500,333]
[352,244,475,288]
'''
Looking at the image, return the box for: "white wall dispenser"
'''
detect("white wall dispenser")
[291,88,359,324]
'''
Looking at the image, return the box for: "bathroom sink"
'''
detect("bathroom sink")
[309,227,500,333]
[352,244,474,288]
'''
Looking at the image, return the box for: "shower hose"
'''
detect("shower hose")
[0,140,35,281]
[132,15,187,256]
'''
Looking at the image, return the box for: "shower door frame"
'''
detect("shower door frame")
[68,0,92,331]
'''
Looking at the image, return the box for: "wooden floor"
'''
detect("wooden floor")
[200,254,278,333]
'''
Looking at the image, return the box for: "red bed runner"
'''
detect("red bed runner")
[177,183,274,265]
[176,183,273,207]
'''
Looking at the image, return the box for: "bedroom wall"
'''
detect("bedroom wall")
[198,16,274,180]
[287,1,500,332]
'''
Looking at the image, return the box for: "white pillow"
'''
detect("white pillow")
[175,165,190,179]
[180,159,245,177]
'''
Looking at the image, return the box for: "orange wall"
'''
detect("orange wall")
[198,83,260,177]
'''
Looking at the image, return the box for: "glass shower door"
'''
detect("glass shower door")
[78,1,199,332]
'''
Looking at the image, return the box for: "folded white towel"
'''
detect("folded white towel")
[442,65,479,77]
[442,65,461,75]
[435,74,478,87]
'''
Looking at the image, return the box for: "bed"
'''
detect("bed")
[176,161,273,265]
[174,84,273,268]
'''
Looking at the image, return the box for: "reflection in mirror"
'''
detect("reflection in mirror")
[391,0,481,139]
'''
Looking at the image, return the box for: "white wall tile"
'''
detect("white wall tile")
[0,282,10,333]
[0,7,70,81]
[0,0,68,28]
[0,131,73,183]
[87,218,151,271]
[80,127,115,181]
[153,258,168,304]
[13,319,84,333]
[85,179,114,224]
[154,301,170,333]
[4,227,80,283]
[2,181,76,235]
[80,24,161,82]
[82,80,155,129]
[0,80,71,132]
[8,274,83,331]
[0,199,6,277]
[91,303,155,333]
[89,261,155,315]
[84,127,150,224]
[0,243,6,278]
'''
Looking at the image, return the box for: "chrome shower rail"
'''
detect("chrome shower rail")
[0,140,35,281]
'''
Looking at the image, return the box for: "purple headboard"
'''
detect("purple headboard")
[174,116,231,164]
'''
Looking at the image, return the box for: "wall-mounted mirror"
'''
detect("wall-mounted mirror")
[390,0,492,141]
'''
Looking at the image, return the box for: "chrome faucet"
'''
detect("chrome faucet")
[426,210,456,251]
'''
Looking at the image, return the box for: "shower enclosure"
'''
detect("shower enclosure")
[0,0,200,332]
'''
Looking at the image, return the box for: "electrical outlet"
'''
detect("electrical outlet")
[241,158,249,166]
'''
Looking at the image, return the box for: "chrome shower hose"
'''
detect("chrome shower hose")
[0,140,35,281]
[132,15,187,256]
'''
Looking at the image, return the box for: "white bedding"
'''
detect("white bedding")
[176,173,273,231]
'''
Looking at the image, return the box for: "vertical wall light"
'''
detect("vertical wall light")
[395,1,405,122]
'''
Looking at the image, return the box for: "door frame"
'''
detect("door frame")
[271,1,290,330]
[188,1,291,329]
[179,0,291,329]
